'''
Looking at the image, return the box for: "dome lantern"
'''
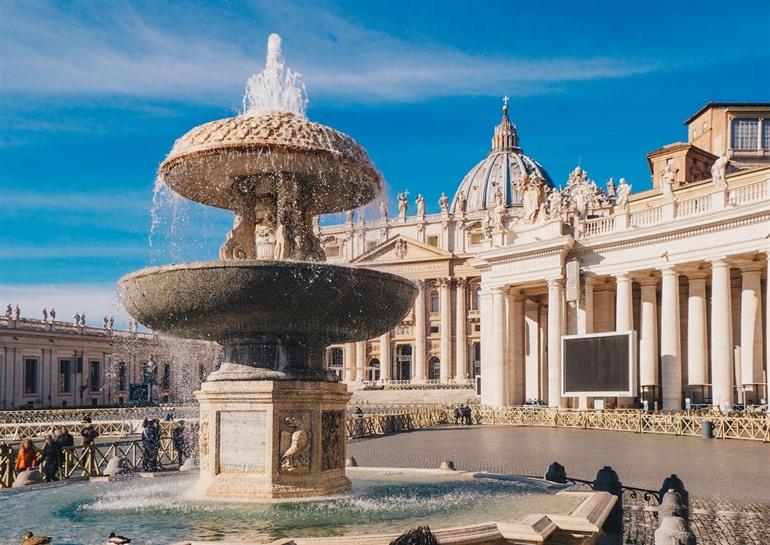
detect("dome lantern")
[491,96,520,152]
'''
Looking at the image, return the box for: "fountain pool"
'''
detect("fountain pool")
[0,470,584,544]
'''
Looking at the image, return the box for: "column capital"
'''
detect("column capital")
[546,277,564,289]
[491,285,507,295]
[414,279,426,290]
[657,265,679,276]
[454,277,468,288]
[614,272,632,282]
[635,273,659,286]
[436,277,452,288]
[709,256,731,268]
[736,261,764,274]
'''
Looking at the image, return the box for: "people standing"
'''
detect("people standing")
[15,439,37,475]
[454,406,463,425]
[172,420,188,467]
[80,417,99,446]
[463,405,472,425]
[55,426,74,478]
[141,418,161,471]
[39,435,61,482]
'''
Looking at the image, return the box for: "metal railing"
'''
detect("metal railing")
[0,419,182,442]
[0,404,199,424]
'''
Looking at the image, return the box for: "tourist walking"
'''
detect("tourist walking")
[39,435,62,482]
[463,405,472,425]
[15,439,37,475]
[454,406,463,425]
[172,420,188,467]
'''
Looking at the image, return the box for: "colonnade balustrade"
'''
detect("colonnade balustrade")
[484,252,770,410]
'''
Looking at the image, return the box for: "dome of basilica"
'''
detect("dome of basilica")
[451,99,553,213]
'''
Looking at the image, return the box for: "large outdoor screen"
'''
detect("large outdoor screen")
[561,331,636,396]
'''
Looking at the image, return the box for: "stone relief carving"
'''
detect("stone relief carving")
[711,151,730,190]
[395,239,409,258]
[321,411,344,470]
[546,187,563,220]
[515,173,544,224]
[279,414,311,474]
[481,210,493,238]
[562,166,608,220]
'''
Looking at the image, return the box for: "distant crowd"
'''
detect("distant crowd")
[453,404,473,425]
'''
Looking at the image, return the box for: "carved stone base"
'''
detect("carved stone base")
[194,380,351,500]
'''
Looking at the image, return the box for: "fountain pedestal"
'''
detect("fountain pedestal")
[195,380,351,500]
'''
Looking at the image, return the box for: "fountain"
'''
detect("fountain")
[118,34,416,500]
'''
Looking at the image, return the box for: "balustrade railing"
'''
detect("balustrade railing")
[676,194,711,217]
[630,206,663,227]
[584,216,614,237]
[728,178,768,205]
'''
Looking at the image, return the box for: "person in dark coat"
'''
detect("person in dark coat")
[171,420,188,467]
[141,418,161,471]
[80,417,99,446]
[39,435,61,482]
[463,405,472,425]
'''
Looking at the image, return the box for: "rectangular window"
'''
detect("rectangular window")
[118,362,127,391]
[731,118,758,150]
[325,245,340,258]
[76,356,83,374]
[427,235,439,247]
[90,360,101,392]
[763,121,770,150]
[24,358,38,395]
[161,363,171,389]
[59,359,72,393]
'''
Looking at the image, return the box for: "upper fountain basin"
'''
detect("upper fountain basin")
[159,111,383,214]
[118,260,416,344]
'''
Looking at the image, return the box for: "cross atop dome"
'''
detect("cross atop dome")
[492,96,520,152]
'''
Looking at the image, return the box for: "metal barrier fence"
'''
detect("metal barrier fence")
[1,419,184,442]
[0,404,199,424]
[346,408,452,438]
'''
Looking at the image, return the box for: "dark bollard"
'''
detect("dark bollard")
[389,526,439,545]
[701,420,714,438]
[658,474,689,511]
[592,466,623,537]
[544,461,568,483]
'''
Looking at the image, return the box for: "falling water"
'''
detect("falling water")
[241,33,309,118]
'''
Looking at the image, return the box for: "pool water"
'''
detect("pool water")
[1,471,579,545]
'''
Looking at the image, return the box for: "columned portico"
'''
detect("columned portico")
[710,258,733,409]
[547,278,565,408]
[413,280,426,382]
[455,278,468,380]
[659,267,682,410]
[439,278,452,382]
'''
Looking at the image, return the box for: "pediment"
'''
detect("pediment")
[351,235,452,264]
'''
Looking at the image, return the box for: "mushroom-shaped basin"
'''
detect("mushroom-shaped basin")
[159,112,383,215]
[118,261,417,345]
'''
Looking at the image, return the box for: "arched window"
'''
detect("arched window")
[430,291,440,314]
[428,356,441,380]
[368,358,380,381]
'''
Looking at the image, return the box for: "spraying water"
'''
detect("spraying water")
[241,33,308,118]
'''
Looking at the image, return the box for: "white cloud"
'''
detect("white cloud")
[0,2,656,104]
[0,283,129,328]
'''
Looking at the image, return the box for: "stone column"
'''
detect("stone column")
[439,278,452,382]
[547,278,564,408]
[455,278,468,381]
[740,264,763,391]
[355,341,366,384]
[639,276,659,389]
[510,289,525,405]
[578,277,595,335]
[615,273,633,331]
[660,267,682,410]
[686,273,709,387]
[766,252,770,405]
[710,258,734,408]
[524,301,540,401]
[344,342,356,383]
[489,286,507,406]
[379,332,391,382]
[413,280,426,382]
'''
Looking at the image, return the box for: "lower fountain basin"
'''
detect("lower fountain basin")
[119,260,416,380]
[0,469,610,545]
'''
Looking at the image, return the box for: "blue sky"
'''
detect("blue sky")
[1,0,769,325]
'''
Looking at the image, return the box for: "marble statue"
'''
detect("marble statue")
[50,308,56,321]
[493,183,504,207]
[73,312,80,326]
[661,163,677,202]
[481,210,493,238]
[711,150,730,189]
[415,194,425,216]
[516,173,543,224]
[546,187,563,219]
[397,191,409,219]
[4,304,11,318]
[616,178,631,212]
[379,200,388,220]
[494,201,506,229]
[103,316,109,329]
[345,209,354,224]
[41,308,47,322]
[606,177,616,199]
[81,313,86,326]
[438,192,449,213]
[456,191,466,213]
[13,304,20,320]
[109,316,114,329]
[220,209,257,261]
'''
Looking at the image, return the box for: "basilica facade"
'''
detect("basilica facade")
[319,101,770,410]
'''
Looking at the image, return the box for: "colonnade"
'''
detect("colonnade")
[340,277,479,384]
[484,253,769,409]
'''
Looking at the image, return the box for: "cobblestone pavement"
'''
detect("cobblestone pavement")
[348,426,770,545]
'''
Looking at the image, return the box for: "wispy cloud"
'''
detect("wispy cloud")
[0,2,656,104]
[0,283,128,328]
